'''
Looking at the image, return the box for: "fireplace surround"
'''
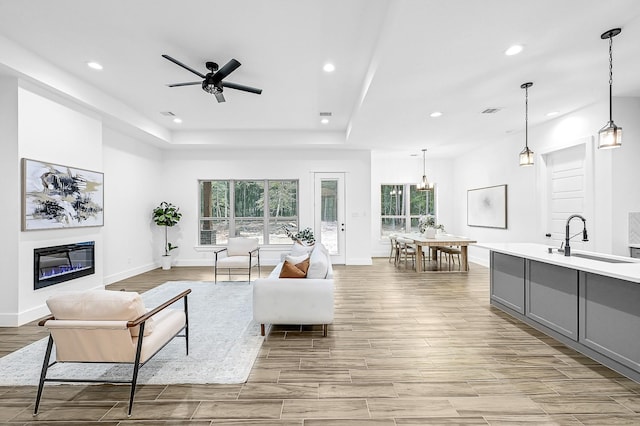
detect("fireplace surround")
[34,241,95,289]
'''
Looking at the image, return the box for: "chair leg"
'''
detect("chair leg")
[323,324,328,337]
[34,335,54,415]
[184,296,189,356]
[128,322,146,417]
[260,324,265,336]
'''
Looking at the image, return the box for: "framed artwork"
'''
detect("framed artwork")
[467,184,507,229]
[22,158,104,230]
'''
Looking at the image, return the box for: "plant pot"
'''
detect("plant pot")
[424,227,437,239]
[161,255,172,270]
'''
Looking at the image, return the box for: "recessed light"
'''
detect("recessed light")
[546,111,559,117]
[86,61,103,70]
[505,45,523,56]
[173,118,183,124]
[323,63,335,73]
[430,111,443,118]
[320,118,329,124]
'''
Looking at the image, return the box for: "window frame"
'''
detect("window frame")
[198,179,299,246]
[380,183,435,237]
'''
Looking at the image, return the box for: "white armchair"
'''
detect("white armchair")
[34,289,190,417]
[214,237,260,283]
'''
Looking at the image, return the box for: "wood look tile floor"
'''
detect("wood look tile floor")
[2,259,640,424]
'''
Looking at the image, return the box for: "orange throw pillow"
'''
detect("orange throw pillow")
[279,257,310,278]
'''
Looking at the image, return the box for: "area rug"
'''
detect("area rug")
[0,281,265,385]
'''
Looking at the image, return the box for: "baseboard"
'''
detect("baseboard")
[103,262,158,285]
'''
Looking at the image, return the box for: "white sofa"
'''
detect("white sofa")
[253,243,334,337]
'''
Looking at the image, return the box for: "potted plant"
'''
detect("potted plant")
[282,225,316,246]
[418,215,444,238]
[152,201,182,270]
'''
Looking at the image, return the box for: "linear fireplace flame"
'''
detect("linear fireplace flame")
[34,241,95,289]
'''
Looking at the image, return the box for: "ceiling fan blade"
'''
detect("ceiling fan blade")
[162,54,206,79]
[167,81,201,87]
[214,91,226,103]
[221,81,262,95]
[212,59,241,83]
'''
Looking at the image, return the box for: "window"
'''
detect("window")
[380,184,434,237]
[199,179,298,245]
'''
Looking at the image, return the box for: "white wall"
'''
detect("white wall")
[10,86,104,326]
[370,152,455,257]
[453,97,640,266]
[159,148,372,266]
[0,78,20,325]
[102,126,163,284]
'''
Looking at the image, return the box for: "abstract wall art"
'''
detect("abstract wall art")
[22,158,104,230]
[467,184,507,229]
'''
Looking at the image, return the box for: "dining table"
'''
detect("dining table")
[399,233,477,272]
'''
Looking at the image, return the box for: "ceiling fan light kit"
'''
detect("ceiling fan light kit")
[162,54,262,103]
[598,28,622,149]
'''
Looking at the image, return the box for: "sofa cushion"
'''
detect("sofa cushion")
[307,245,329,279]
[46,290,153,337]
[279,257,310,278]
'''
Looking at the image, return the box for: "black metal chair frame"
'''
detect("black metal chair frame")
[34,289,191,417]
[214,247,260,283]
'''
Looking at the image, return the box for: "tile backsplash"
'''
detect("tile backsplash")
[630,212,640,244]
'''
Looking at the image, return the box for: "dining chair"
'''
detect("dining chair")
[388,234,400,265]
[438,246,462,271]
[396,237,417,269]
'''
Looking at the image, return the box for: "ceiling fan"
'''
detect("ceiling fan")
[162,54,262,103]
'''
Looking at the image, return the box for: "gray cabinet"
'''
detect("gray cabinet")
[579,272,640,371]
[526,261,578,340]
[631,247,640,258]
[490,252,525,314]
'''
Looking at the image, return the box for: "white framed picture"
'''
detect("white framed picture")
[467,184,507,229]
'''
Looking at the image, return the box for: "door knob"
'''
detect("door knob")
[545,233,551,237]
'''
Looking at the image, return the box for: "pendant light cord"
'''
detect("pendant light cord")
[608,35,613,122]
[525,85,529,149]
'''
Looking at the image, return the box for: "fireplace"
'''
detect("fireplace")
[34,241,95,289]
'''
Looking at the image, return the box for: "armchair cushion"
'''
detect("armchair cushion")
[46,290,154,337]
[226,237,259,256]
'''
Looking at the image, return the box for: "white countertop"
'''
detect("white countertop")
[630,244,640,249]
[477,242,640,283]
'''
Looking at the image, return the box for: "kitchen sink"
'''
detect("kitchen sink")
[570,252,634,263]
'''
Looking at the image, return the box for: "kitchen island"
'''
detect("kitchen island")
[480,242,640,382]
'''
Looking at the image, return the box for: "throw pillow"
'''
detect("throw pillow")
[279,257,310,278]
[285,253,309,265]
[290,242,314,257]
[307,245,329,279]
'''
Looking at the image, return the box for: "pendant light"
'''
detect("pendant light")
[416,148,434,191]
[519,82,534,166]
[598,28,622,149]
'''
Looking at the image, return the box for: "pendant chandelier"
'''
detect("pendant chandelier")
[519,82,534,166]
[417,148,434,191]
[598,28,622,149]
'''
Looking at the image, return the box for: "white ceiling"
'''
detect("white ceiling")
[1,0,640,158]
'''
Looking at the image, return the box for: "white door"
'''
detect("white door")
[314,173,346,264]
[542,143,593,251]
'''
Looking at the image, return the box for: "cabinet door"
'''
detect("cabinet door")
[579,272,640,371]
[526,261,578,340]
[490,252,525,314]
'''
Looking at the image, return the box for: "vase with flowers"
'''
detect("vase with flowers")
[418,215,444,238]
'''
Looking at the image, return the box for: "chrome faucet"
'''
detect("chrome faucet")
[564,214,588,256]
